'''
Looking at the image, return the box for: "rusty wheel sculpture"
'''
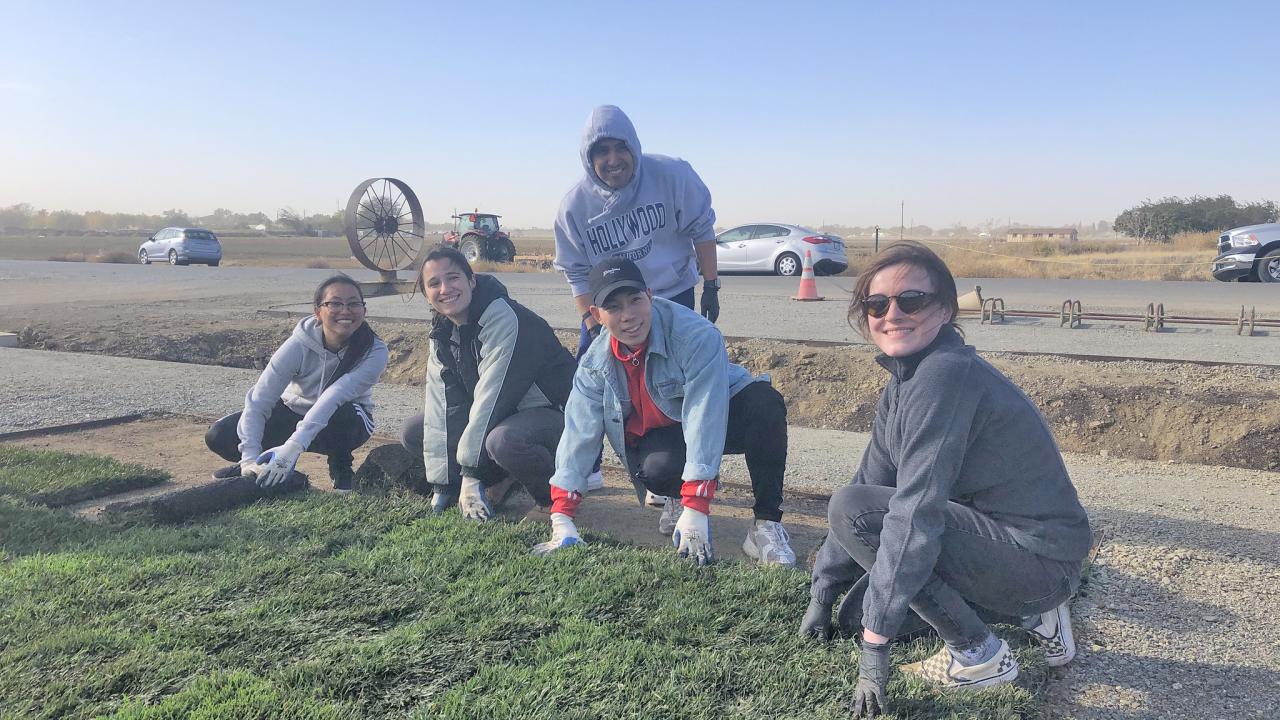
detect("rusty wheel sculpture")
[345,178,426,279]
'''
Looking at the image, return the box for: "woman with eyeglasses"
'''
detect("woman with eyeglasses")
[799,241,1091,717]
[206,274,388,493]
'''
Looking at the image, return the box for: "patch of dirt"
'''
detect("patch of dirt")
[6,416,831,565]
[19,314,1279,473]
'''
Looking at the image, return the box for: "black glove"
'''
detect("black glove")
[700,285,720,323]
[850,640,891,718]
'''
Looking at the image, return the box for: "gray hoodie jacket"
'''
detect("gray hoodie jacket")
[553,105,717,299]
[236,317,389,462]
[857,326,1092,639]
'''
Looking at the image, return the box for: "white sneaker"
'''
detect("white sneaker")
[742,519,797,566]
[644,490,669,507]
[586,470,604,491]
[658,495,681,536]
[1027,600,1076,667]
[900,639,1019,690]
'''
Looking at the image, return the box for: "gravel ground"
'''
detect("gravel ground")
[2,347,1278,719]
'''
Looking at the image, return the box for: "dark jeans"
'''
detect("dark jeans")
[815,483,1079,646]
[206,400,373,472]
[400,407,562,507]
[624,381,786,522]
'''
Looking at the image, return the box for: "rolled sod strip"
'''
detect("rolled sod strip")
[103,471,309,523]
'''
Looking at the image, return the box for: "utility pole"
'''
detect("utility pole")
[900,201,904,241]
[874,225,880,254]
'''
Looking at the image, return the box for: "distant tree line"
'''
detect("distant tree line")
[1114,195,1277,243]
[0,203,346,236]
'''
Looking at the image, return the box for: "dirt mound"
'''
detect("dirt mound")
[16,319,1280,472]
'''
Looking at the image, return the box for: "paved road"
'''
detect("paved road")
[4,260,1279,365]
[5,259,1280,314]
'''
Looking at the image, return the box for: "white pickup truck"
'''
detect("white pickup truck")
[1212,223,1280,283]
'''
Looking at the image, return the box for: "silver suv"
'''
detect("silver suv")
[138,227,223,266]
[1212,223,1280,283]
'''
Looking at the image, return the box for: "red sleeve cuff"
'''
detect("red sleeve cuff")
[680,478,716,515]
[550,485,583,518]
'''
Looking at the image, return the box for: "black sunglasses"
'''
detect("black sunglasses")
[861,290,936,319]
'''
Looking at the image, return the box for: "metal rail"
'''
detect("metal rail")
[961,289,1277,336]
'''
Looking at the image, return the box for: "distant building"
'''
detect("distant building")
[1005,227,1078,243]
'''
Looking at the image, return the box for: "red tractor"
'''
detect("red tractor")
[443,211,516,263]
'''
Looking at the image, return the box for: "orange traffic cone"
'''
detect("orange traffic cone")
[790,250,824,301]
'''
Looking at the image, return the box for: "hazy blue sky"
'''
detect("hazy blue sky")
[2,1,1276,229]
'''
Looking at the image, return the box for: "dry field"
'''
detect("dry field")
[0,231,1221,281]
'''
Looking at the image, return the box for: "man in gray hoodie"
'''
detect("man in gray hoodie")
[555,104,722,508]
[555,104,721,339]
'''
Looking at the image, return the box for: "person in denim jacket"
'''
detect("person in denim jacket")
[531,258,795,566]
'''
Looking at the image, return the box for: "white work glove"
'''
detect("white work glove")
[253,439,304,487]
[430,484,457,513]
[672,506,713,565]
[240,459,269,481]
[531,512,584,556]
[458,475,493,521]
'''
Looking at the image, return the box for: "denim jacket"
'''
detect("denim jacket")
[551,297,758,497]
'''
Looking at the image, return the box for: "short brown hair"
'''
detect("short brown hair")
[847,240,962,340]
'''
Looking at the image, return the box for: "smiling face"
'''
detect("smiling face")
[313,281,365,351]
[866,263,952,357]
[591,287,653,348]
[590,138,635,190]
[421,257,476,325]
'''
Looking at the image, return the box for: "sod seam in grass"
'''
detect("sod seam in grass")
[0,445,169,507]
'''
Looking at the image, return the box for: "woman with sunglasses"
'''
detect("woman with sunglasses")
[206,274,388,492]
[799,241,1091,717]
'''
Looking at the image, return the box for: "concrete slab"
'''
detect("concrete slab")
[0,332,17,348]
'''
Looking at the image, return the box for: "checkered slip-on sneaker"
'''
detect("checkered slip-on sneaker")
[899,639,1019,690]
[1028,600,1076,667]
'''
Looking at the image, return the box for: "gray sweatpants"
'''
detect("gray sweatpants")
[813,484,1079,645]
[400,407,563,507]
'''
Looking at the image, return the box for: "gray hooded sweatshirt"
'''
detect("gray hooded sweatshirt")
[553,105,717,299]
[236,316,389,463]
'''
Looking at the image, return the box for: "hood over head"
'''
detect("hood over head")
[580,105,643,200]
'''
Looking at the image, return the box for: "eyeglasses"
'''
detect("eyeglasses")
[861,290,935,319]
[318,300,367,311]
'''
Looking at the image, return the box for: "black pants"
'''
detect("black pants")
[815,484,1079,645]
[400,407,562,507]
[625,381,786,522]
[206,400,373,472]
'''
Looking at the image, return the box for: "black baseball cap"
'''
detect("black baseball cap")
[588,257,648,307]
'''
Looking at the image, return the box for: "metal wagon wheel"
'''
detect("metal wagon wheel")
[344,178,426,277]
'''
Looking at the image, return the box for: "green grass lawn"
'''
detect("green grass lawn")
[0,488,1047,719]
[0,445,168,506]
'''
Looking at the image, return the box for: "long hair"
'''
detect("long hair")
[312,273,378,387]
[847,240,963,340]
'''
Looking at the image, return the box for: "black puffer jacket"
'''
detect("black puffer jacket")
[422,275,576,487]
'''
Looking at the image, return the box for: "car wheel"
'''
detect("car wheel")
[168,250,179,265]
[139,249,150,265]
[775,252,801,277]
[208,261,219,267]
[459,237,482,263]
[1256,249,1280,283]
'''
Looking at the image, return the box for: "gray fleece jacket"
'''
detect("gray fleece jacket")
[236,317,389,463]
[553,105,717,299]
[856,325,1091,639]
